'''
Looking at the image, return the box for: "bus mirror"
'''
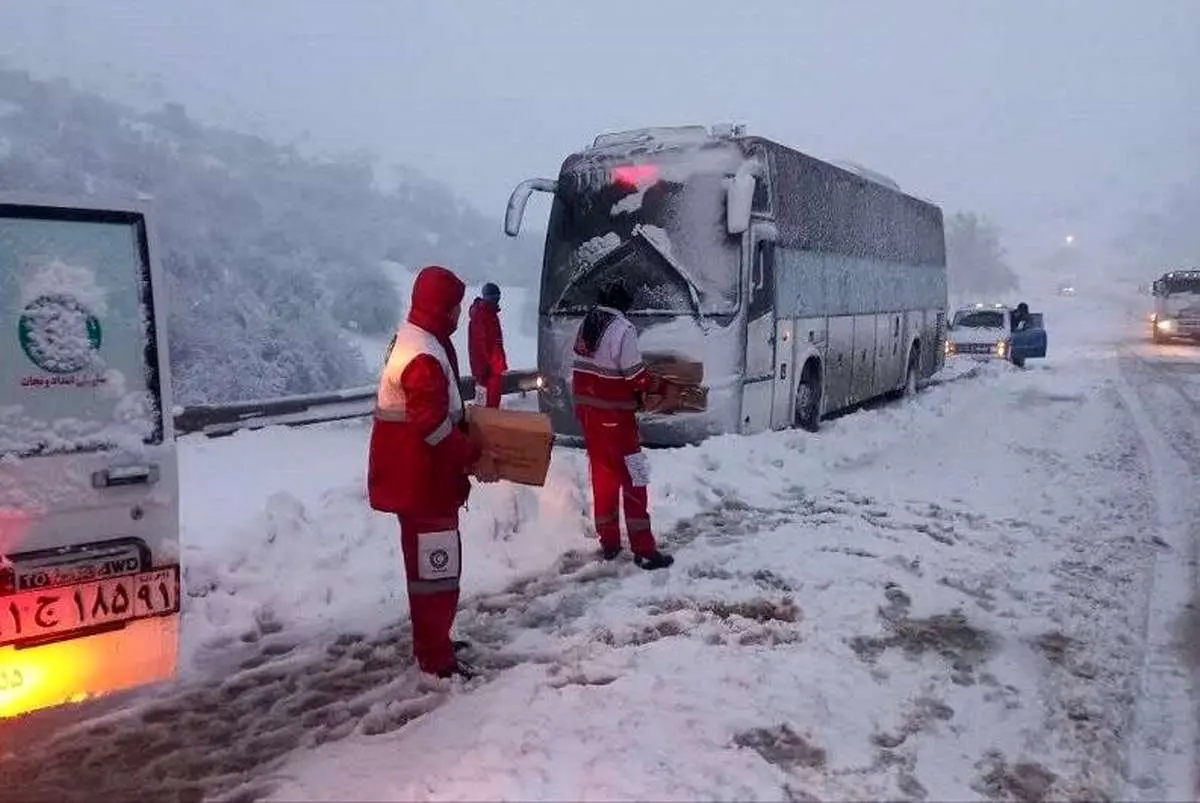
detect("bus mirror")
[726,170,756,236]
[504,178,557,237]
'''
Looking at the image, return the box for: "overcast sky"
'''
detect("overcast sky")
[2,0,1197,262]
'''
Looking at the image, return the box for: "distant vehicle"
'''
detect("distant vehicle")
[1,195,180,719]
[944,303,1047,368]
[503,123,948,443]
[1057,283,1077,297]
[1149,269,1200,344]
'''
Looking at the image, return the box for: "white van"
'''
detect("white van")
[0,196,180,719]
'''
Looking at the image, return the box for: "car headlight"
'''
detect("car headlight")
[944,340,955,355]
[995,340,1008,356]
[1157,318,1176,332]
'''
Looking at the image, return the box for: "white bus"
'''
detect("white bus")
[0,196,180,719]
[504,124,947,445]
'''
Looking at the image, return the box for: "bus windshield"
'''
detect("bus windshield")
[1160,275,1200,296]
[541,162,740,316]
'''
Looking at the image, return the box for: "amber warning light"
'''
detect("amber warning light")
[611,164,660,188]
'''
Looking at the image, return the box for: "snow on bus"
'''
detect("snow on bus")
[0,196,180,719]
[504,123,947,447]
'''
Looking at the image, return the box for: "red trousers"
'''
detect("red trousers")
[581,416,658,557]
[397,514,462,674]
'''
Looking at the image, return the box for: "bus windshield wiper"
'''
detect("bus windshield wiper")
[629,224,703,316]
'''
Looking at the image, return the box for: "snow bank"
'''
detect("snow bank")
[252,285,1172,800]
[178,410,576,674]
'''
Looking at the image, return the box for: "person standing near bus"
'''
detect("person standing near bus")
[368,264,498,680]
[571,280,674,571]
[467,282,508,408]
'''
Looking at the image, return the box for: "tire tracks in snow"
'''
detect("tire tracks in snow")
[0,493,814,803]
[1114,350,1200,801]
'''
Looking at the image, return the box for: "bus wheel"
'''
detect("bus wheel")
[795,360,822,432]
[903,346,920,397]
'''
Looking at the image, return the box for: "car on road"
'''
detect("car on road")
[943,303,1048,368]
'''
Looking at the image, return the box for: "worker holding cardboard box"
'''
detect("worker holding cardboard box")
[571,280,675,571]
[367,265,499,681]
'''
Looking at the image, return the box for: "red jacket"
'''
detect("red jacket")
[467,298,508,382]
[368,266,481,517]
[572,306,661,427]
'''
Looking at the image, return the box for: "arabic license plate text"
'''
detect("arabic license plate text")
[0,566,180,647]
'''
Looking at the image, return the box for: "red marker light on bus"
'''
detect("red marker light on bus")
[611,164,659,188]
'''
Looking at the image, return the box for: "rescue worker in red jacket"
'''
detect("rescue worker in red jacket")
[368,265,498,680]
[467,282,508,408]
[572,280,674,571]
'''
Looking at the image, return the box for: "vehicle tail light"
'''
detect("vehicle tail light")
[611,164,659,188]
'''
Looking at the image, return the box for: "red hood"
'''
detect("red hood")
[408,265,465,339]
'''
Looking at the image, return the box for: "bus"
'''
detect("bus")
[0,196,180,719]
[1149,269,1200,344]
[503,124,948,446]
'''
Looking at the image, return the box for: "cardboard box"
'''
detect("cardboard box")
[467,406,554,487]
[640,352,707,413]
[643,352,705,386]
[641,383,708,413]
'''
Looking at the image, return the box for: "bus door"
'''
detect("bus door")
[0,200,180,719]
[742,233,790,433]
[875,312,904,392]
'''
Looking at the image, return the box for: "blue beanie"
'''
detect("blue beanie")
[481,282,501,302]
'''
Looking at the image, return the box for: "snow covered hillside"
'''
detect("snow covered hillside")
[4,287,1198,802]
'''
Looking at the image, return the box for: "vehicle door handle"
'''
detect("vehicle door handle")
[779,362,788,380]
[92,464,160,489]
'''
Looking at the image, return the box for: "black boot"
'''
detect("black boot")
[599,545,622,561]
[634,551,674,571]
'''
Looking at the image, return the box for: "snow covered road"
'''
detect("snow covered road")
[2,298,1197,802]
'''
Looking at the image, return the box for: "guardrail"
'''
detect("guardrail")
[173,369,542,438]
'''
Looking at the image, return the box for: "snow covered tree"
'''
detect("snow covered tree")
[0,65,540,404]
[945,212,1020,299]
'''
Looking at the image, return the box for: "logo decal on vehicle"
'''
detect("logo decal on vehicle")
[429,549,450,570]
[17,293,103,374]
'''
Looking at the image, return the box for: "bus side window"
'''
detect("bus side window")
[750,241,775,320]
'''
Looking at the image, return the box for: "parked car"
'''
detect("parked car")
[944,303,1048,368]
